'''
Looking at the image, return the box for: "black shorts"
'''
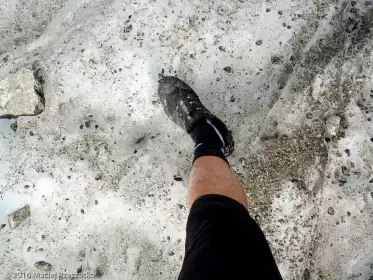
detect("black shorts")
[178,194,283,280]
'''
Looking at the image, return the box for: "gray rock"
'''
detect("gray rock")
[341,166,350,176]
[95,173,103,180]
[223,66,232,73]
[124,24,133,33]
[327,207,335,215]
[271,55,283,64]
[34,261,52,271]
[135,136,145,144]
[0,68,44,118]
[10,121,18,131]
[325,115,341,138]
[8,204,31,229]
[255,40,263,46]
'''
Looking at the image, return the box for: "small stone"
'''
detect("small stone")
[223,66,232,73]
[218,46,226,52]
[271,55,283,64]
[334,169,341,180]
[81,209,85,214]
[327,207,335,215]
[95,200,98,205]
[77,265,83,273]
[325,115,341,138]
[338,178,347,185]
[0,68,45,118]
[239,157,247,166]
[347,211,351,217]
[173,175,183,182]
[229,95,235,102]
[34,261,52,271]
[135,136,145,144]
[1,224,6,230]
[8,205,31,229]
[29,131,34,136]
[341,166,350,176]
[124,24,133,33]
[95,173,103,180]
[344,149,350,156]
[95,267,104,277]
[10,122,18,131]
[255,40,263,46]
[303,268,311,280]
[266,8,271,12]
[278,10,283,15]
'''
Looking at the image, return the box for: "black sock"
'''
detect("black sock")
[190,118,228,164]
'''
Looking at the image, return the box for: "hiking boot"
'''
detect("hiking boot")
[158,76,234,156]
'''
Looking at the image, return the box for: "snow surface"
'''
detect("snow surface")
[1,0,373,279]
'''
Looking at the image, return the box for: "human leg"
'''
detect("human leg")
[188,156,248,208]
[158,76,282,280]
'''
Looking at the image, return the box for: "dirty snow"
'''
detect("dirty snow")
[1,0,373,279]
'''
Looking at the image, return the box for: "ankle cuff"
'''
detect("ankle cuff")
[193,147,229,165]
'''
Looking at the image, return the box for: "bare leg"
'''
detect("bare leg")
[188,156,248,208]
[158,76,282,280]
